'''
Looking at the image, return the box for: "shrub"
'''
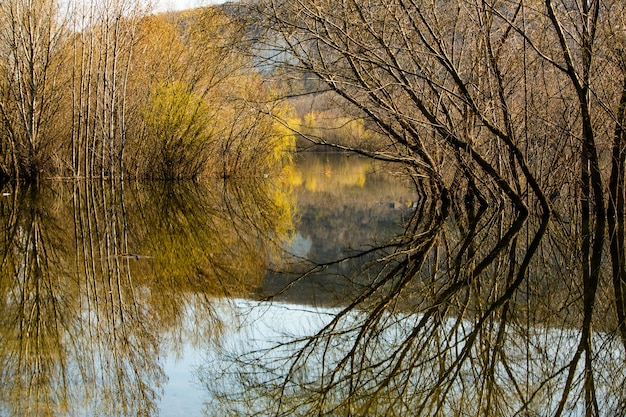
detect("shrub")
[135,81,213,179]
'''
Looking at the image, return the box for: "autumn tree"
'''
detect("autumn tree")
[0,0,296,181]
[125,8,295,179]
[138,80,213,179]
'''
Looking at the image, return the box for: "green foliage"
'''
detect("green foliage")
[137,81,213,179]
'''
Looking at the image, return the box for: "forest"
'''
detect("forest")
[2,0,625,220]
[0,0,295,181]
[3,1,626,415]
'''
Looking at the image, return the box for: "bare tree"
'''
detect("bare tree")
[249,0,626,217]
[68,0,150,178]
[200,1,626,415]
[0,0,68,180]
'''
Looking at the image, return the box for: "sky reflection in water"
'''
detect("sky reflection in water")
[1,154,625,416]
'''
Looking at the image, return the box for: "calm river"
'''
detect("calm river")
[0,153,624,416]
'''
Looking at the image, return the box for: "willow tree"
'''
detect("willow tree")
[123,8,295,179]
[235,1,626,415]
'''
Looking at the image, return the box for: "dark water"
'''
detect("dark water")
[0,154,624,416]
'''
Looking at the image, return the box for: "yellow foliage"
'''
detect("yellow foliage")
[126,8,298,179]
[143,80,209,142]
[134,14,187,84]
[304,112,316,129]
[297,109,382,149]
[282,163,302,186]
[297,155,372,193]
[138,80,212,178]
[270,103,298,165]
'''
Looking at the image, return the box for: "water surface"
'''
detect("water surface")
[1,154,624,416]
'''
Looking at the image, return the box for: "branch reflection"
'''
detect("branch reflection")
[205,199,626,416]
[0,178,293,416]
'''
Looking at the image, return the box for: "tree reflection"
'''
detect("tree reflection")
[204,200,626,416]
[0,178,294,416]
[0,186,79,416]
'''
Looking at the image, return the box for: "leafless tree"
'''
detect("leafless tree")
[68,0,150,178]
[248,0,626,217]
[201,1,626,415]
[0,0,68,180]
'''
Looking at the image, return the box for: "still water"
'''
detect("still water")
[1,154,625,416]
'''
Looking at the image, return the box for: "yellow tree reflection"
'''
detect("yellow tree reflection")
[0,176,295,416]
